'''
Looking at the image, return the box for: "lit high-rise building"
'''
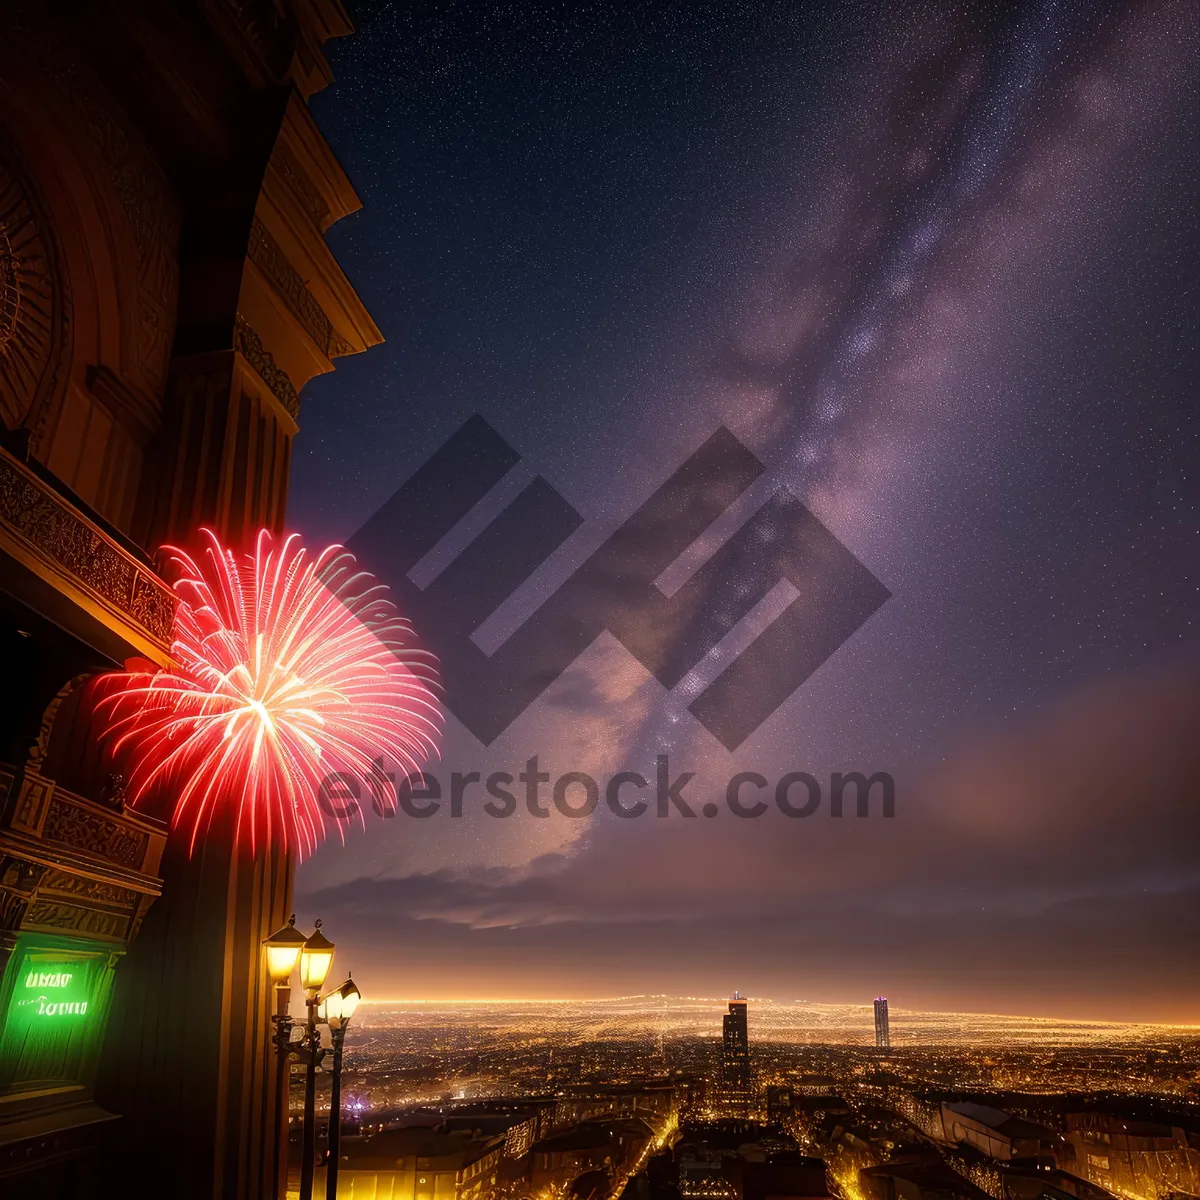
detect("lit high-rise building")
[722,991,750,1115]
[874,996,890,1048]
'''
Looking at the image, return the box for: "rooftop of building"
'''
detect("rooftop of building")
[534,1125,621,1154]
[439,1113,536,1137]
[726,1158,833,1200]
[861,1157,995,1200]
[536,1116,655,1154]
[945,1102,1057,1141]
[341,1126,501,1171]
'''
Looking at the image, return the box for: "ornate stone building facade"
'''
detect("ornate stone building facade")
[0,2,381,1194]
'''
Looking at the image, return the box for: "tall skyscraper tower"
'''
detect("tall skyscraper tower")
[874,996,890,1048]
[722,991,750,1115]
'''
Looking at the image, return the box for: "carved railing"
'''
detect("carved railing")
[0,764,166,948]
[0,442,175,664]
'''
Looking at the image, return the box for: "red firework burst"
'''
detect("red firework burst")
[98,528,441,858]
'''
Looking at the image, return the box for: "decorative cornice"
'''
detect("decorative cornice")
[247,216,349,358]
[271,142,331,229]
[233,313,300,420]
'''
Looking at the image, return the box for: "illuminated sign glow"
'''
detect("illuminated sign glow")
[22,997,89,1016]
[1,946,111,1091]
[16,964,90,1017]
[25,971,74,988]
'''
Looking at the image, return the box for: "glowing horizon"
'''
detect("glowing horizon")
[349,993,1200,1032]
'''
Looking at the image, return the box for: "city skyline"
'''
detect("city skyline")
[339,994,1200,1034]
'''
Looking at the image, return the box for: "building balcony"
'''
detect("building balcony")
[0,439,175,668]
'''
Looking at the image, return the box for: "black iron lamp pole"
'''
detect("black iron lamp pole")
[298,993,320,1200]
[320,973,362,1199]
[263,915,307,1199]
[297,921,335,1200]
[326,1021,346,1197]
[263,916,336,1200]
[270,1008,295,1194]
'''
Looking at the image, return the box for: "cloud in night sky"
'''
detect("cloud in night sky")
[291,0,1199,1019]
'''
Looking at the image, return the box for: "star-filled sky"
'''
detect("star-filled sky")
[290,0,1199,1022]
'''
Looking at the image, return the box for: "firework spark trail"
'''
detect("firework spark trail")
[98,528,442,858]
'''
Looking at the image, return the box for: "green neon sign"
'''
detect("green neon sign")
[1,943,111,1091]
[18,967,90,1017]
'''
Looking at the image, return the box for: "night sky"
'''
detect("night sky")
[290,0,1199,1022]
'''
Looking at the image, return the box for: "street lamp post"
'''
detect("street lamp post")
[263,916,308,1198]
[262,916,336,1200]
[298,922,335,1200]
[317,974,362,1199]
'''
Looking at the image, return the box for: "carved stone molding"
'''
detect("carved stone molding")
[271,142,330,229]
[42,796,149,870]
[247,215,338,356]
[22,866,144,943]
[0,855,48,931]
[24,897,128,940]
[127,893,157,943]
[0,442,176,649]
[233,313,300,419]
[40,866,138,909]
[0,1116,116,1178]
[1,771,166,944]
[12,771,54,833]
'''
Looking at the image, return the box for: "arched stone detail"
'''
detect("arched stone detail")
[1,9,180,400]
[24,671,96,776]
[0,132,72,444]
[0,9,180,531]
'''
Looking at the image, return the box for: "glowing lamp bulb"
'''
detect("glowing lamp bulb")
[300,922,335,994]
[321,974,362,1028]
[263,914,307,984]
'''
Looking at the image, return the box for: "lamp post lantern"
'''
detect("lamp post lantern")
[263,915,307,1002]
[318,974,362,1200]
[299,922,335,995]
